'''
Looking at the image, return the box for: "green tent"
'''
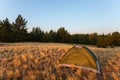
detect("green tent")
[59,46,102,79]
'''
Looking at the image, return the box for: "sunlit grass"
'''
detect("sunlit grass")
[0,43,120,80]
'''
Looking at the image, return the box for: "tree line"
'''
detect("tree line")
[0,15,120,47]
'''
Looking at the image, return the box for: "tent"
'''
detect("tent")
[59,46,102,79]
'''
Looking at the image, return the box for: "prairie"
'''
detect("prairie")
[0,43,120,80]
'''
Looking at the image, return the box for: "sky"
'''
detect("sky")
[0,0,120,34]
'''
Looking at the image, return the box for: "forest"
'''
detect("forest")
[0,15,120,47]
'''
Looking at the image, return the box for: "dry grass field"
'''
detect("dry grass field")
[0,43,120,80]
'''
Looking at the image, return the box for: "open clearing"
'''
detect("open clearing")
[0,43,120,80]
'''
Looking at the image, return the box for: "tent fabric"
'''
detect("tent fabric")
[60,46,101,74]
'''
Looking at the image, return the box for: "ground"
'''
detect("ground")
[0,43,120,80]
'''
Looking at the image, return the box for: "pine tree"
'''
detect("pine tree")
[0,18,13,42]
[12,15,28,41]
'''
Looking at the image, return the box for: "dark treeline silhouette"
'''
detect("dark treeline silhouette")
[0,15,120,47]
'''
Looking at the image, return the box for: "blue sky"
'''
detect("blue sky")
[0,0,120,34]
